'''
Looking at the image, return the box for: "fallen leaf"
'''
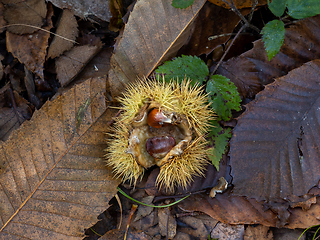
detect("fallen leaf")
[3,0,47,34]
[211,222,244,240]
[230,60,320,202]
[158,207,176,238]
[216,15,320,98]
[108,0,206,97]
[0,77,121,239]
[47,9,78,59]
[49,0,112,22]
[0,86,33,141]
[244,225,273,240]
[55,44,102,87]
[6,3,53,80]
[0,2,7,34]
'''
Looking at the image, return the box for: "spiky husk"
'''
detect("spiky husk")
[156,138,209,192]
[105,123,144,184]
[106,77,215,188]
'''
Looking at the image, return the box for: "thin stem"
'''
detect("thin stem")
[117,187,190,208]
[210,24,246,76]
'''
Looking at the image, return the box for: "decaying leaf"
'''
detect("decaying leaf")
[0,2,7,34]
[47,9,79,59]
[0,86,33,141]
[244,225,273,240]
[108,0,206,97]
[230,60,320,202]
[6,3,53,80]
[49,0,112,22]
[3,0,47,34]
[0,77,121,239]
[216,15,320,98]
[56,44,102,87]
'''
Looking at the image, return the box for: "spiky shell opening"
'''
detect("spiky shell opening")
[106,77,214,189]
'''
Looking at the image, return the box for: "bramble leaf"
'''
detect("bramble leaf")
[287,0,320,19]
[261,19,285,61]
[155,55,208,85]
[207,121,232,171]
[206,75,241,121]
[268,0,286,17]
[171,0,195,9]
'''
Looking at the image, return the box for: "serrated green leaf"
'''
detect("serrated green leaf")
[171,0,195,9]
[206,75,241,121]
[207,121,232,171]
[261,20,285,61]
[268,0,287,17]
[287,0,320,19]
[155,55,208,85]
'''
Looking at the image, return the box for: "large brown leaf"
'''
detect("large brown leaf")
[230,60,320,202]
[108,0,206,97]
[0,77,120,239]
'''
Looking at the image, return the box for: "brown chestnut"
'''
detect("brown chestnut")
[146,136,176,159]
[147,109,171,128]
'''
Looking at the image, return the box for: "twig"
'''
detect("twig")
[221,0,260,33]
[210,24,246,75]
[0,24,78,44]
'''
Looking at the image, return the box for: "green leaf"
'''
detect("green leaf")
[206,75,241,121]
[287,0,320,19]
[207,121,232,171]
[155,55,209,85]
[261,19,285,61]
[171,0,195,9]
[268,0,287,17]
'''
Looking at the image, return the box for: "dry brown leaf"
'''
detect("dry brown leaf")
[0,77,121,239]
[108,0,206,97]
[230,60,320,202]
[158,208,176,238]
[73,47,113,85]
[6,3,53,80]
[211,223,244,240]
[47,9,78,59]
[0,86,33,141]
[3,0,47,34]
[244,225,273,240]
[49,0,112,22]
[208,0,267,9]
[56,44,102,87]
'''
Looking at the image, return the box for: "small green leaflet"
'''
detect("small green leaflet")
[171,0,194,9]
[155,55,208,85]
[287,0,320,19]
[207,121,232,171]
[268,0,286,17]
[261,19,285,61]
[206,75,241,121]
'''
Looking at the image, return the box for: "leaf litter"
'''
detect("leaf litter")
[1,0,319,237]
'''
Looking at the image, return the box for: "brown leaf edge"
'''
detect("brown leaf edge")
[0,76,120,239]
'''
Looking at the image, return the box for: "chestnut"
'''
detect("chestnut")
[147,109,171,128]
[146,136,176,159]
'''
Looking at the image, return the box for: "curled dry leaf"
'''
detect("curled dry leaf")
[108,0,206,97]
[230,60,320,202]
[47,9,79,59]
[0,77,121,239]
[56,44,102,87]
[6,3,53,80]
[3,0,47,34]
